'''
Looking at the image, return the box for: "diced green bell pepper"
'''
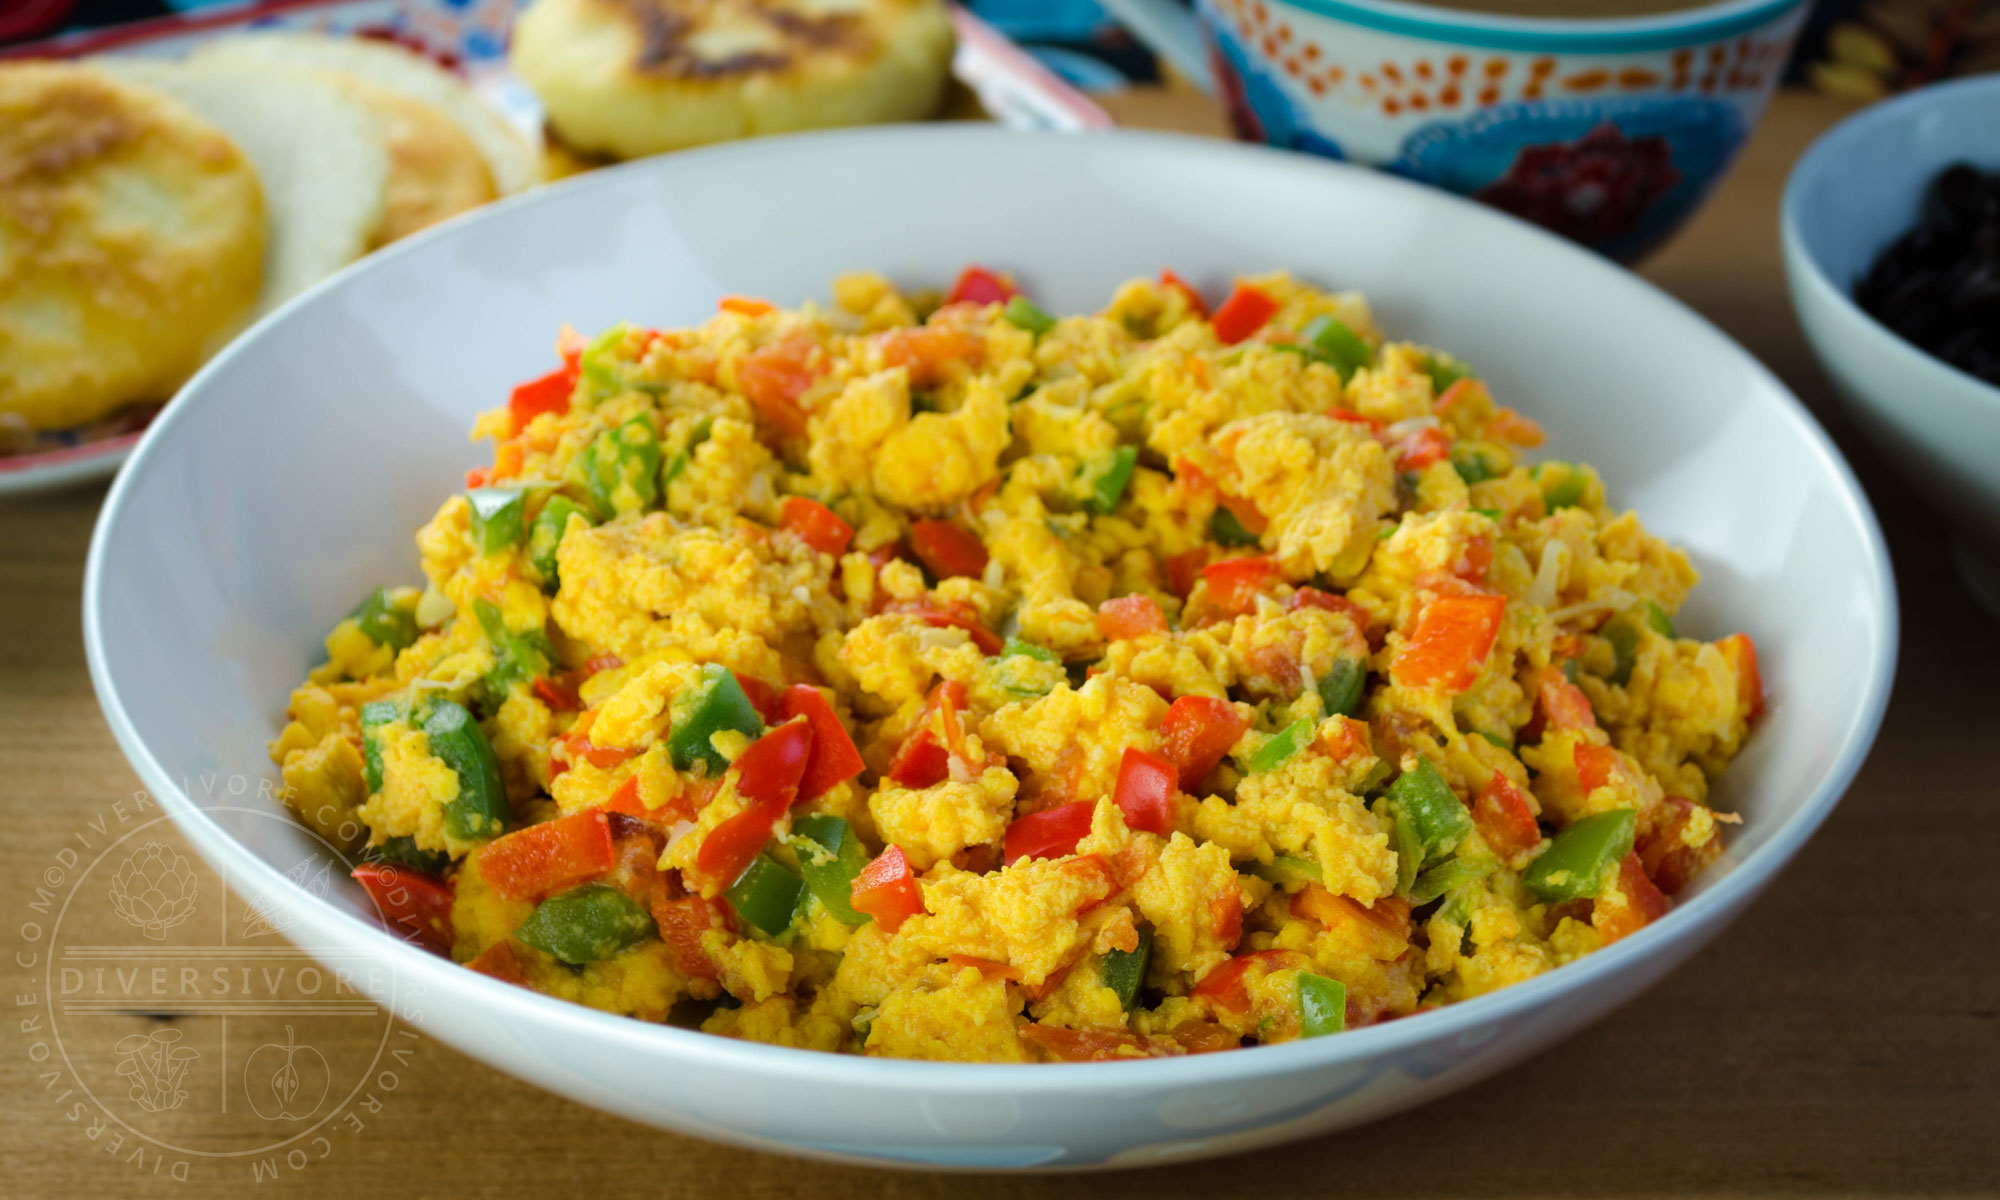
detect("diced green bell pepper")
[1640,599,1675,638]
[726,853,807,937]
[1101,927,1153,1012]
[661,416,714,490]
[1437,881,1483,929]
[371,835,450,876]
[1299,315,1371,382]
[1410,855,1498,905]
[349,587,419,652]
[1522,808,1636,903]
[515,883,655,964]
[1297,972,1347,1037]
[1474,729,1512,751]
[1002,637,1058,663]
[579,416,662,518]
[1602,617,1641,687]
[1242,718,1314,774]
[1533,461,1590,510]
[669,663,764,775]
[474,599,552,693]
[422,700,507,841]
[1424,352,1474,396]
[1451,446,1503,486]
[1472,507,1504,522]
[1317,657,1365,719]
[359,699,402,794]
[1247,854,1322,889]
[788,814,870,926]
[1209,506,1261,547]
[1003,295,1057,338]
[526,496,587,589]
[467,487,528,555]
[578,324,630,395]
[1081,445,1138,515]
[1385,757,1473,888]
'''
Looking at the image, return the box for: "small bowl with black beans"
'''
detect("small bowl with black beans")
[1784,74,2000,615]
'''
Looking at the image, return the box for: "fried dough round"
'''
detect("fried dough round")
[328,76,496,246]
[510,0,956,160]
[0,62,264,431]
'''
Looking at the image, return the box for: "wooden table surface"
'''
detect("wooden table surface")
[4,88,1996,1199]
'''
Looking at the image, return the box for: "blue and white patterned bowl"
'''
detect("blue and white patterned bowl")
[1099,0,1810,260]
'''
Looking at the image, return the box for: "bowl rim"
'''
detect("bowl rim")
[83,124,1899,1094]
[1780,73,2000,412]
[1231,0,1807,55]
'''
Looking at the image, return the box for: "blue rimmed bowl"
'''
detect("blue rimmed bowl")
[1097,0,1811,259]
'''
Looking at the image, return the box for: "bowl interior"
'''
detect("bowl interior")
[1787,75,2000,293]
[87,127,1893,1094]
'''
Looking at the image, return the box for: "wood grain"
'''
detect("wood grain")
[3,89,1995,1199]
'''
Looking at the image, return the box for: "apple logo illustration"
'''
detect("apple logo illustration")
[244,1026,331,1121]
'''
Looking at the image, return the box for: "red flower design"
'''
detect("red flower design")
[1475,122,1680,245]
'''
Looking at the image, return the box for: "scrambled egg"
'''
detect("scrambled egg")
[270,269,1759,1062]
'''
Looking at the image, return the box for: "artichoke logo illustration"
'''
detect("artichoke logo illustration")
[241,856,335,939]
[244,1026,332,1122]
[107,842,198,940]
[114,1028,199,1113]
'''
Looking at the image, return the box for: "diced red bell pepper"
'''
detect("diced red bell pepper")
[1292,884,1411,959]
[1288,586,1372,629]
[736,339,820,439]
[1394,425,1453,471]
[650,894,726,981]
[1539,672,1599,733]
[851,845,925,932]
[1457,534,1494,583]
[1719,632,1764,721]
[531,674,582,713]
[719,295,773,317]
[477,810,616,901]
[1592,853,1670,943]
[692,790,791,892]
[729,671,784,725]
[466,940,526,985]
[908,519,989,580]
[1574,741,1622,794]
[1165,548,1207,598]
[464,467,490,489]
[1202,556,1283,617]
[1217,491,1268,535]
[1210,283,1279,344]
[595,776,656,821]
[1328,407,1387,433]
[1189,948,1307,1013]
[1159,695,1247,790]
[735,719,814,805]
[886,680,968,789]
[1159,268,1208,317]
[1320,715,1371,762]
[778,496,854,558]
[1473,772,1540,857]
[883,599,1004,655]
[944,265,1018,306]
[1112,747,1177,835]
[880,325,984,386]
[1003,801,1096,865]
[1392,593,1508,692]
[1211,890,1244,949]
[1636,794,1717,896]
[780,684,865,801]
[1097,594,1168,640]
[351,863,453,953]
[1489,407,1546,447]
[507,364,575,436]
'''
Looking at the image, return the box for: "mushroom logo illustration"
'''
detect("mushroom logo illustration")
[244,1026,332,1122]
[107,842,198,941]
[115,1028,199,1113]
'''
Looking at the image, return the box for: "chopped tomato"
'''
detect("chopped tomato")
[477,810,615,901]
[1574,742,1622,794]
[778,496,854,557]
[1539,672,1600,733]
[1159,268,1208,317]
[908,518,989,579]
[1636,794,1718,895]
[1165,548,1207,597]
[736,339,820,439]
[595,777,654,821]
[1210,283,1280,344]
[1190,949,1307,1013]
[1592,853,1670,942]
[780,684,865,801]
[463,467,489,489]
[886,679,969,788]
[1328,407,1386,433]
[1292,884,1411,959]
[1210,890,1243,949]
[651,895,726,981]
[1394,425,1453,470]
[1020,1024,1176,1062]
[1319,715,1371,762]
[1457,534,1493,582]
[880,325,984,386]
[1489,407,1546,447]
[1288,586,1372,628]
[531,674,582,713]
[1112,747,1177,835]
[883,599,1004,655]
[1473,772,1540,857]
[719,295,773,317]
[507,364,575,436]
[1217,491,1268,535]
[1159,695,1247,790]
[1098,594,1168,640]
[851,845,925,932]
[944,265,1017,306]
[351,863,453,953]
[1003,801,1095,865]
[692,790,791,892]
[735,719,814,806]
[466,940,526,985]
[1201,556,1283,617]
[1719,633,1764,721]
[1392,593,1507,692]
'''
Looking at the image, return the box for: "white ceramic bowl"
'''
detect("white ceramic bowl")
[85,127,1895,1170]
[1782,75,2000,614]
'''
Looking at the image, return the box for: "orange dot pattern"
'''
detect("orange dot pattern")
[1209,0,1795,119]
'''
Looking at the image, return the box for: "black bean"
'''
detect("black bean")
[1856,162,2000,386]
